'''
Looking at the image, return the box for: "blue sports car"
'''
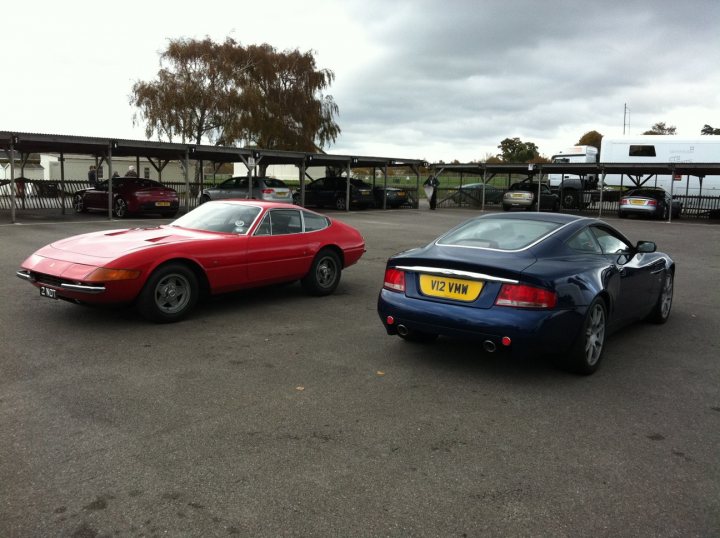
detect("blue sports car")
[377,213,675,374]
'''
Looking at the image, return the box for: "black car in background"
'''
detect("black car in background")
[294,177,375,210]
[618,187,682,220]
[450,183,505,206]
[373,185,411,208]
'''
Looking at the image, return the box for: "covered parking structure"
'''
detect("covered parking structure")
[0,131,425,223]
[430,161,720,219]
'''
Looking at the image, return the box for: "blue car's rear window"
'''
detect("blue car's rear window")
[437,218,562,250]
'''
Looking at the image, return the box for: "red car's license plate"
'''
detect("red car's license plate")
[155,201,171,207]
[40,286,58,299]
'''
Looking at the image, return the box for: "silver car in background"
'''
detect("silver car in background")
[200,177,293,203]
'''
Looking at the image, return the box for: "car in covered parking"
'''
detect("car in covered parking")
[72,177,179,218]
[199,176,293,203]
[295,177,375,210]
[373,185,411,208]
[17,201,366,323]
[618,187,682,220]
[502,180,560,212]
[378,212,674,374]
[449,183,505,206]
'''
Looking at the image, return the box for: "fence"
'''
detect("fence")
[2,179,719,219]
[435,186,720,219]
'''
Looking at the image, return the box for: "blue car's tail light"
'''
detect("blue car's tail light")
[383,268,406,292]
[495,283,557,309]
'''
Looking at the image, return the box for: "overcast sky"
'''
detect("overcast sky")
[2,0,718,162]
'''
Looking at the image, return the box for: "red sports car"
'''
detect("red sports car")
[73,177,180,218]
[17,201,366,322]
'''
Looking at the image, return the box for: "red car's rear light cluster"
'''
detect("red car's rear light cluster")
[495,283,557,309]
[383,268,405,292]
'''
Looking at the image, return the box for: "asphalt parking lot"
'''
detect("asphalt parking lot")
[1,207,719,537]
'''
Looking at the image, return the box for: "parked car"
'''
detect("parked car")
[17,201,366,323]
[200,176,292,203]
[450,183,505,206]
[618,187,682,220]
[295,177,375,210]
[373,185,411,208]
[72,177,179,218]
[377,212,674,374]
[502,180,560,212]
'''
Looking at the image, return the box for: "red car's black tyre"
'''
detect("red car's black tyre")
[113,198,128,218]
[73,194,86,213]
[137,263,199,323]
[301,249,341,296]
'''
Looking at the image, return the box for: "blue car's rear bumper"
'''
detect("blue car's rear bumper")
[378,289,586,356]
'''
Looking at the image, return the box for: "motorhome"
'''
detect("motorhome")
[599,135,720,193]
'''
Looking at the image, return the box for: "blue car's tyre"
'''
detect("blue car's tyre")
[647,271,673,324]
[565,297,607,375]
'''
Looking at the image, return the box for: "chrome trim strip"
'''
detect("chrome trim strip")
[15,270,105,294]
[394,265,518,284]
[61,283,106,294]
[16,270,32,281]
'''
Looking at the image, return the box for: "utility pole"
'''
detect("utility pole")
[623,103,630,135]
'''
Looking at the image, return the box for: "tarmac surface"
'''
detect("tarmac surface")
[1,206,719,537]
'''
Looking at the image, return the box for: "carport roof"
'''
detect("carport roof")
[0,131,425,169]
[433,162,720,178]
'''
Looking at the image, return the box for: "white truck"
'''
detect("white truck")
[548,145,600,208]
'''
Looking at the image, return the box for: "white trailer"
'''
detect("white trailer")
[599,135,720,193]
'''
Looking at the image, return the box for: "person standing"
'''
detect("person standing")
[88,165,97,187]
[424,175,440,210]
[125,165,138,177]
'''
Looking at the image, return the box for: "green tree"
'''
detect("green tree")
[643,122,677,135]
[577,130,603,150]
[130,37,340,151]
[497,137,540,163]
[701,124,720,135]
[226,44,340,151]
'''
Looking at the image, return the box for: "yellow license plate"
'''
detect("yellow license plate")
[155,201,171,207]
[511,193,525,198]
[630,199,645,205]
[419,275,483,302]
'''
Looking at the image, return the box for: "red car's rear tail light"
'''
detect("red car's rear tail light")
[647,199,657,206]
[495,283,557,309]
[383,268,405,292]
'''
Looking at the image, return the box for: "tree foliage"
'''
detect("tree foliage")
[577,130,603,150]
[643,122,677,135]
[497,137,540,163]
[130,37,340,151]
[701,124,720,135]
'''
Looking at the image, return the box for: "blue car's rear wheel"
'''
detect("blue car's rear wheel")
[565,297,606,375]
[647,271,673,324]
